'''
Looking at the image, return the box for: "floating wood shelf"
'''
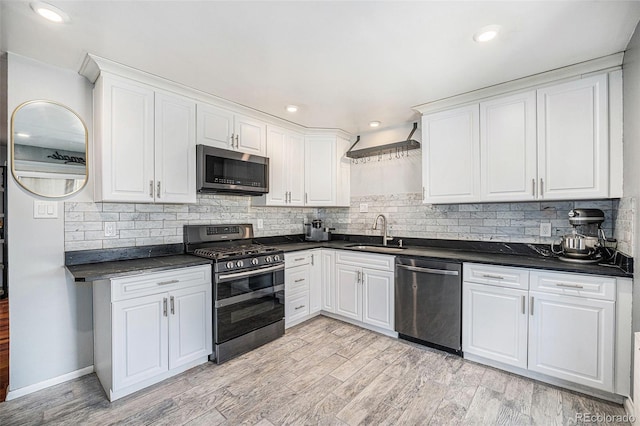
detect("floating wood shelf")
[346,122,421,159]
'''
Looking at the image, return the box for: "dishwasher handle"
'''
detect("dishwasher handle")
[397,264,459,276]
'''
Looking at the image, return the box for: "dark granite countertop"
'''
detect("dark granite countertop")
[66,255,212,282]
[266,237,633,278]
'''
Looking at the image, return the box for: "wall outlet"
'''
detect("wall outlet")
[257,219,264,229]
[104,222,117,237]
[539,222,552,237]
[359,203,368,213]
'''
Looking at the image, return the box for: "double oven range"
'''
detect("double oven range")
[184,224,285,363]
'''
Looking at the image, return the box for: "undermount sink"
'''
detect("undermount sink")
[345,244,407,253]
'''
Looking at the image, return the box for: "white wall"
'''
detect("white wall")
[7,53,94,391]
[623,26,640,334]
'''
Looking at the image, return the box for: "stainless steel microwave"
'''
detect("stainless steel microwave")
[196,145,269,195]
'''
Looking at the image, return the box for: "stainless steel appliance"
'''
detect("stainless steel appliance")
[304,219,333,242]
[196,145,269,195]
[551,208,615,264]
[184,224,284,363]
[395,257,462,355]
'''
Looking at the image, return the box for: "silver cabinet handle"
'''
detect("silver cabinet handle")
[521,295,525,315]
[149,180,154,198]
[158,279,179,285]
[230,133,235,148]
[540,178,544,198]
[294,257,305,261]
[295,305,305,310]
[305,193,308,204]
[482,274,504,280]
[235,134,239,148]
[294,278,305,283]
[170,296,175,315]
[532,179,536,197]
[157,181,161,199]
[530,296,534,316]
[311,254,314,266]
[422,186,425,200]
[288,192,291,203]
[555,283,584,289]
[163,298,168,317]
[397,264,459,276]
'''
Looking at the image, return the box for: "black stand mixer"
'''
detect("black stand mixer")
[551,208,616,264]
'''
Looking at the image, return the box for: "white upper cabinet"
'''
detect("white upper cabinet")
[262,126,305,206]
[480,91,537,202]
[305,135,337,206]
[421,71,616,204]
[196,103,266,156]
[422,105,480,204]
[94,75,196,203]
[537,74,609,200]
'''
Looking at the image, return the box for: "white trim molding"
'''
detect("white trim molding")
[5,365,94,401]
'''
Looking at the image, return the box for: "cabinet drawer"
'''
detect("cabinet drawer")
[530,271,615,301]
[285,252,312,268]
[286,291,309,324]
[336,251,394,271]
[463,263,529,290]
[112,266,210,302]
[285,266,310,295]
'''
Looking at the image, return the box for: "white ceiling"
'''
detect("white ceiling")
[2,1,640,134]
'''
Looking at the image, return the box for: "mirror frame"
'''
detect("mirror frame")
[10,100,89,198]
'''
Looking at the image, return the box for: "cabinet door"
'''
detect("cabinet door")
[155,92,196,203]
[305,136,337,206]
[480,91,537,202]
[265,126,288,206]
[422,105,480,204]
[98,76,155,202]
[528,291,614,392]
[287,132,306,206]
[309,251,322,314]
[285,264,310,296]
[286,291,310,327]
[462,283,528,368]
[537,74,608,200]
[235,114,266,156]
[321,250,336,313]
[168,284,212,370]
[335,264,361,321]
[113,293,168,390]
[196,103,234,150]
[362,268,394,331]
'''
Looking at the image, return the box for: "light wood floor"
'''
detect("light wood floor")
[0,316,629,425]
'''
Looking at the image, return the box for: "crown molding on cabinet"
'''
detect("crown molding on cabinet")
[412,52,624,115]
[78,53,352,141]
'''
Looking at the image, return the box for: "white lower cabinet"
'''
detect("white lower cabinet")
[528,290,614,392]
[94,265,212,401]
[284,250,322,328]
[335,252,394,332]
[463,263,619,394]
[321,250,336,313]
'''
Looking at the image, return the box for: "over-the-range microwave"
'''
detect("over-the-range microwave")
[196,145,269,196]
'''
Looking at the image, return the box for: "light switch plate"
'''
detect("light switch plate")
[257,219,264,229]
[359,203,368,213]
[539,222,552,237]
[33,200,58,219]
[104,222,117,237]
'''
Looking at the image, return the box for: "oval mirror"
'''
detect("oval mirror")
[11,100,88,197]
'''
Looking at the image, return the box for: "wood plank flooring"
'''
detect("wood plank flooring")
[0,316,630,425]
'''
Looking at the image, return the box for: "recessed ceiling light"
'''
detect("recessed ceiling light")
[285,105,298,113]
[16,133,30,138]
[473,25,501,43]
[30,2,70,23]
[369,121,381,128]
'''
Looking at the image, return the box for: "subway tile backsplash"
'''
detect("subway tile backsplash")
[64,193,634,257]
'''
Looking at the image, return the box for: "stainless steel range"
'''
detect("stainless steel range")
[184,224,285,364]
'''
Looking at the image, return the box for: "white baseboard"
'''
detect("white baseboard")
[624,397,635,423]
[5,365,94,401]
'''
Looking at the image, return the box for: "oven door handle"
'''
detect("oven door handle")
[215,284,284,308]
[217,264,285,282]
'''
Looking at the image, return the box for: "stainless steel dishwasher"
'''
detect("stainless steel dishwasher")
[395,257,462,355]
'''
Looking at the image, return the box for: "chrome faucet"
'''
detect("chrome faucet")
[372,214,393,246]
